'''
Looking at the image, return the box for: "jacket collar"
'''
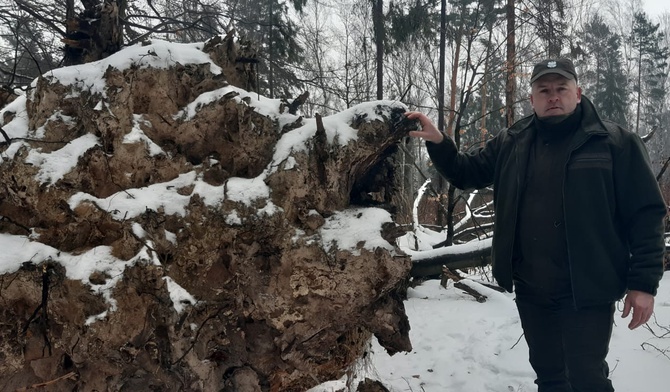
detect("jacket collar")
[577,95,610,136]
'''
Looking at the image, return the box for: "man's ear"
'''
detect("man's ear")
[529,94,534,108]
[577,86,582,102]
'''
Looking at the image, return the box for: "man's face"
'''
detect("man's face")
[530,74,582,118]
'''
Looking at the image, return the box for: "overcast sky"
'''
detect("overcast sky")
[644,0,670,16]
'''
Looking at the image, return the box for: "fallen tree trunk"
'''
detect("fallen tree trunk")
[410,241,492,278]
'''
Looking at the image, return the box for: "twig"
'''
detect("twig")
[0,126,11,145]
[442,266,465,282]
[173,307,223,366]
[640,342,670,361]
[441,267,492,303]
[440,266,464,287]
[510,333,525,350]
[644,313,670,338]
[478,281,506,293]
[0,135,69,147]
[454,281,487,303]
[609,359,620,376]
[22,262,54,356]
[0,215,31,234]
[15,371,77,391]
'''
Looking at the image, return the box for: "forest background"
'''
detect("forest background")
[2,0,670,240]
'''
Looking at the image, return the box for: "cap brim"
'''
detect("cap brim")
[530,70,575,84]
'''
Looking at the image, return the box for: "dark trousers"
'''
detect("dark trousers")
[515,291,615,392]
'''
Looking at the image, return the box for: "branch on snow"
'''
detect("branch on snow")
[410,244,491,278]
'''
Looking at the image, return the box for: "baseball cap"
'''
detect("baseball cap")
[530,58,578,84]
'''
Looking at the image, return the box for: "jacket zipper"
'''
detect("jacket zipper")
[563,133,595,309]
[510,132,521,288]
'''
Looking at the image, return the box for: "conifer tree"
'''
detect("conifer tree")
[225,0,304,98]
[533,0,567,57]
[630,11,669,133]
[581,14,628,125]
[0,2,59,90]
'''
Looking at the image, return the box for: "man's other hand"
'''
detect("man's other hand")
[622,290,655,330]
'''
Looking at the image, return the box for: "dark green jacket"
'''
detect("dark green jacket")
[427,97,666,307]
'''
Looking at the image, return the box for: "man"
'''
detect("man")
[406,58,666,391]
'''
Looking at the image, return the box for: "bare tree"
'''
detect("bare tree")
[505,0,516,126]
[0,1,62,92]
[372,0,384,99]
[1,0,227,75]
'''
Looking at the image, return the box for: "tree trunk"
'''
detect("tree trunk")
[268,0,275,98]
[373,0,384,100]
[438,0,447,133]
[410,244,492,278]
[480,27,493,146]
[446,16,462,137]
[63,0,123,65]
[505,0,516,127]
[636,41,643,134]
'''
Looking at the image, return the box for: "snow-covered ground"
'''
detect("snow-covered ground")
[311,271,670,392]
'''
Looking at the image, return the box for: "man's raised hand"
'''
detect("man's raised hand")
[405,111,444,144]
